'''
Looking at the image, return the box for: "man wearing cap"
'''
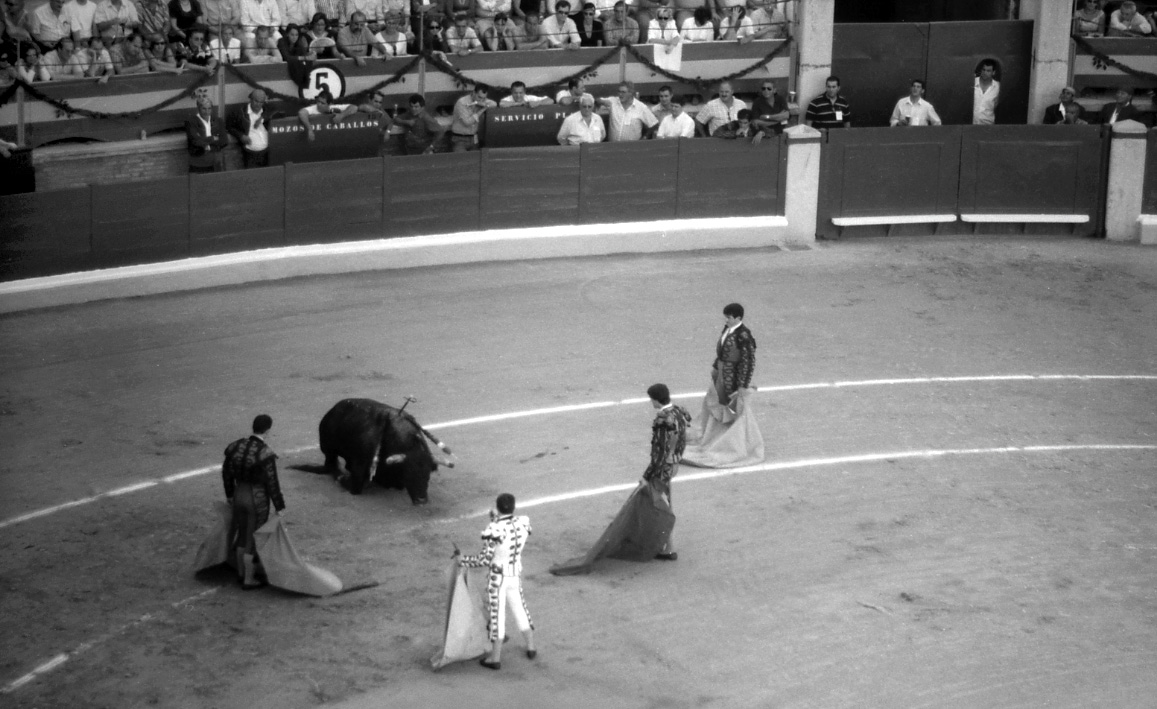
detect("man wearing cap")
[228,89,273,168]
[186,95,229,173]
[644,383,691,562]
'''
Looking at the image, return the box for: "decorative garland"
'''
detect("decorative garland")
[2,40,794,120]
[622,38,792,91]
[1,72,214,119]
[225,54,423,106]
[423,45,622,95]
[1072,34,1157,83]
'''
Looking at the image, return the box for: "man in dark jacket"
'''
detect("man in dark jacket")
[185,94,229,173]
[227,89,273,168]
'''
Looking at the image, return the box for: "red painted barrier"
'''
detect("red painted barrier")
[480,147,580,230]
[190,166,286,254]
[1145,130,1157,215]
[286,158,382,243]
[579,140,679,224]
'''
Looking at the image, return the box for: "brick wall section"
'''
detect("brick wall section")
[32,136,245,192]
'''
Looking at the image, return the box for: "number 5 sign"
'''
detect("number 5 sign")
[300,66,347,101]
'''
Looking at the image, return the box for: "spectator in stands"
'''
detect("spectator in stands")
[113,29,152,72]
[0,46,17,86]
[298,88,357,139]
[83,34,116,79]
[651,84,676,121]
[373,11,412,54]
[450,84,496,150]
[95,0,142,43]
[540,0,580,47]
[670,0,696,28]
[750,80,789,135]
[515,10,550,48]
[972,58,999,125]
[717,3,752,43]
[1073,0,1105,37]
[805,76,850,129]
[67,0,101,42]
[1,0,32,45]
[314,0,346,26]
[655,100,693,137]
[1099,85,1142,124]
[556,95,605,144]
[646,3,678,48]
[713,108,763,142]
[305,12,338,56]
[186,94,228,172]
[482,11,517,49]
[395,92,447,154]
[347,0,384,31]
[145,34,184,71]
[210,22,242,61]
[748,0,785,40]
[474,0,510,36]
[17,43,52,81]
[1107,1,1151,36]
[441,0,475,29]
[1043,86,1087,124]
[512,0,541,26]
[444,10,483,53]
[423,17,453,53]
[679,5,711,42]
[29,0,74,52]
[631,0,662,42]
[168,0,203,42]
[499,79,553,105]
[602,1,637,44]
[280,0,318,28]
[44,36,83,78]
[338,10,386,62]
[696,80,745,136]
[382,0,408,31]
[574,2,602,46]
[243,23,281,60]
[890,78,941,126]
[241,0,281,41]
[135,0,173,42]
[178,26,220,69]
[278,22,307,57]
[201,0,241,34]
[227,88,272,166]
[556,76,593,105]
[599,80,658,140]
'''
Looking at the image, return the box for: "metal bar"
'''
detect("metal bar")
[16,86,25,146]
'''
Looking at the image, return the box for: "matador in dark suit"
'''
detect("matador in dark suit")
[713,302,757,412]
[222,414,285,589]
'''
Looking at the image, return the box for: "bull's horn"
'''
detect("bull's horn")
[384,453,406,465]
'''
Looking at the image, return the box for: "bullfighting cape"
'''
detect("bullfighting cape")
[549,482,675,576]
[681,386,765,469]
[253,516,343,597]
[191,501,234,573]
[430,561,491,670]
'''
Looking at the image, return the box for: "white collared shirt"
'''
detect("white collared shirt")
[246,106,268,151]
[721,322,741,346]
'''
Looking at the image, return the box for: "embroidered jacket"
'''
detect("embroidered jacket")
[460,514,532,576]
[715,323,756,395]
[222,435,285,511]
[644,404,692,484]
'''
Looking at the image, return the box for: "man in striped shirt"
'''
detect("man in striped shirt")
[805,75,851,129]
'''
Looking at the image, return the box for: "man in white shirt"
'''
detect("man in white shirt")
[655,101,694,138]
[540,0,581,48]
[241,0,281,41]
[972,59,999,125]
[1108,1,1151,36]
[890,78,942,127]
[210,23,243,62]
[557,96,606,145]
[94,0,140,43]
[227,89,273,167]
[277,0,317,27]
[499,80,555,107]
[599,80,658,140]
[29,0,74,51]
[695,80,746,136]
[66,0,100,42]
[555,76,594,106]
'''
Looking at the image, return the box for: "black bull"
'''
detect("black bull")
[318,399,452,504]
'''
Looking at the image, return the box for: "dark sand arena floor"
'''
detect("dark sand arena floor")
[1,236,1156,708]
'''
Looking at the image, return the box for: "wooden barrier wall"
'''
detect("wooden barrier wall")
[831,21,1032,128]
[0,137,785,282]
[817,124,1109,240]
